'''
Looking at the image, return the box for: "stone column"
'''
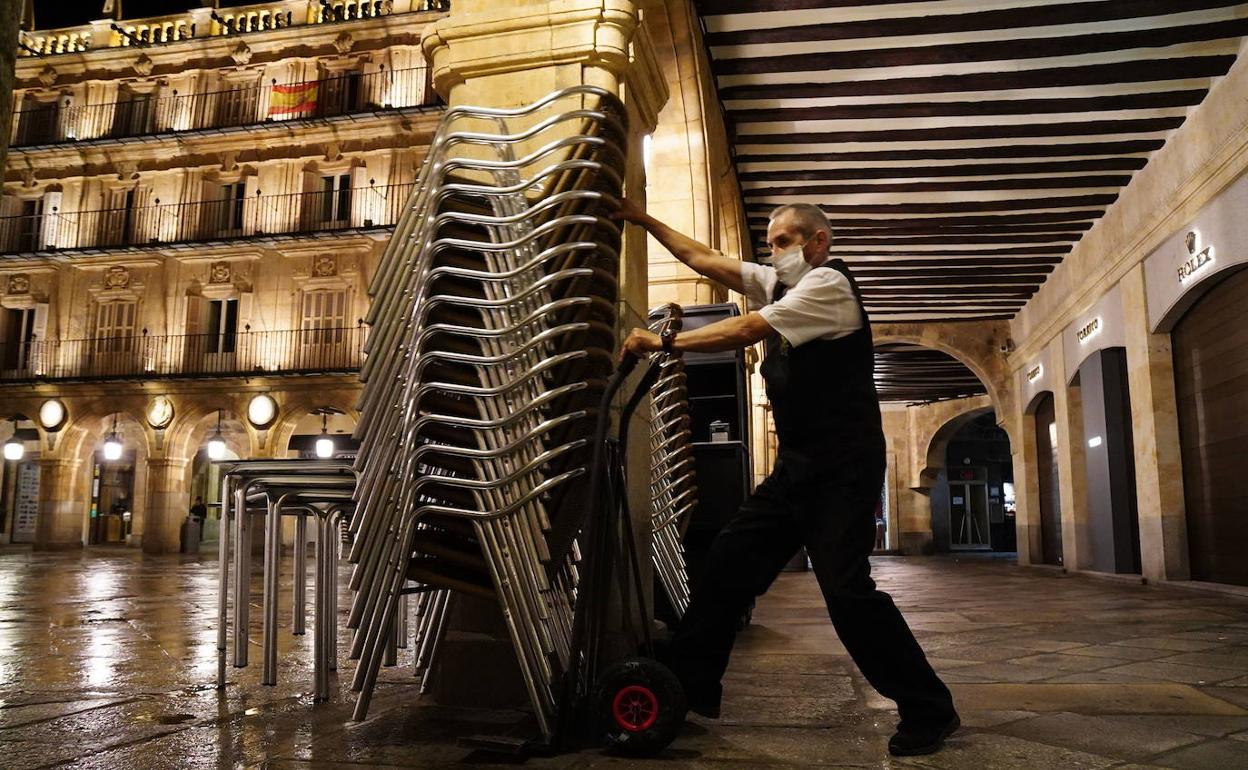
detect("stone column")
[0,0,20,173]
[34,457,86,550]
[1010,408,1043,565]
[1051,344,1092,570]
[142,457,191,555]
[1121,264,1190,581]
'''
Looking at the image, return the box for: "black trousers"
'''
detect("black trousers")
[670,450,955,726]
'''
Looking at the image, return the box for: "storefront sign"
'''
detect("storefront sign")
[1077,317,1101,343]
[1027,364,1043,382]
[1177,230,1215,284]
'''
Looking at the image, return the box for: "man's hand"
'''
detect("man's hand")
[604,196,649,225]
[621,328,662,361]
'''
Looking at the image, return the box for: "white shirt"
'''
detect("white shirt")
[739,260,863,348]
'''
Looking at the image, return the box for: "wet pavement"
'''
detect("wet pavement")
[3,547,1248,769]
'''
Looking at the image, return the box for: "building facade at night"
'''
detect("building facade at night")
[0,1,445,551]
[2,0,1248,601]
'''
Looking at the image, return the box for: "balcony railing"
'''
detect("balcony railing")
[11,67,435,147]
[0,182,415,255]
[0,325,367,382]
[18,1,450,57]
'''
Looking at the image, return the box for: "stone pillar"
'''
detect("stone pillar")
[34,457,86,550]
[142,457,191,554]
[0,0,19,173]
[1121,265,1190,581]
[1010,408,1044,566]
[1051,345,1092,570]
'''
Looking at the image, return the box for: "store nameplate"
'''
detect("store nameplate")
[1026,364,1043,383]
[1178,230,1215,284]
[1077,317,1101,343]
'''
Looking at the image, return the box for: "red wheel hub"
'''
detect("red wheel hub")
[611,684,659,732]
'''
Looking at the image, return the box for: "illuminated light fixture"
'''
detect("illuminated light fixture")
[207,410,227,461]
[314,412,334,458]
[1088,436,1103,448]
[38,398,66,431]
[3,420,23,461]
[102,415,124,462]
[247,393,277,430]
[643,133,653,171]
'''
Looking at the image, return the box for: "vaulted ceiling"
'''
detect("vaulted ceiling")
[694,0,1248,400]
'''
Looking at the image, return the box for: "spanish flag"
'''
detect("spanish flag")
[269,82,318,117]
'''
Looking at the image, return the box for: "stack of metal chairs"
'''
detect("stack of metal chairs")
[645,307,698,618]
[347,86,630,739]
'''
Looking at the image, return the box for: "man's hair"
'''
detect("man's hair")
[769,203,833,240]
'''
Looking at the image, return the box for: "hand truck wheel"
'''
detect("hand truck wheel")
[593,656,687,756]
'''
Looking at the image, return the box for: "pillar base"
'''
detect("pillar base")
[32,540,83,552]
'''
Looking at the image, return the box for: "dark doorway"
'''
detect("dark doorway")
[1173,266,1248,585]
[936,411,1016,553]
[1034,392,1063,566]
[1076,349,1142,575]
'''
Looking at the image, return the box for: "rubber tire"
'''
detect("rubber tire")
[593,656,687,756]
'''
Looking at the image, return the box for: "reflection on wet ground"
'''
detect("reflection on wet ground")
[3,546,1248,768]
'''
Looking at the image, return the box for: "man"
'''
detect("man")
[190,496,208,526]
[613,198,959,757]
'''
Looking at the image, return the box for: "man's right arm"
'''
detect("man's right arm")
[608,197,746,294]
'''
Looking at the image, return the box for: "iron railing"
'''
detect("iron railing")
[18,1,450,57]
[0,325,366,382]
[11,67,435,147]
[0,182,415,255]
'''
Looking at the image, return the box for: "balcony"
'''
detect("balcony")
[0,182,415,256]
[10,67,437,148]
[17,1,450,57]
[0,325,367,382]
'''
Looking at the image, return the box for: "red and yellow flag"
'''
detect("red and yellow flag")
[269,82,318,117]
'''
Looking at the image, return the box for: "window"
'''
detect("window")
[318,70,362,117]
[300,289,347,346]
[94,300,138,354]
[205,298,239,354]
[15,95,58,146]
[318,174,352,225]
[214,83,259,127]
[214,182,246,234]
[1,307,37,370]
[97,189,138,247]
[16,199,42,252]
[111,89,156,138]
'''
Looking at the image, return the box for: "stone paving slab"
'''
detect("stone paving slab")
[7,550,1248,767]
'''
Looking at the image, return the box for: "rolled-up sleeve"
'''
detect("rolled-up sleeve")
[739,261,778,311]
[757,269,863,347]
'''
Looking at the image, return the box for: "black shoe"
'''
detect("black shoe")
[888,713,960,756]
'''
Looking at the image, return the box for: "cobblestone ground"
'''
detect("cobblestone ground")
[3,547,1248,769]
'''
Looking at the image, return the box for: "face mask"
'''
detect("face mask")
[772,243,811,287]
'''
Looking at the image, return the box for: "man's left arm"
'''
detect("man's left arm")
[621,312,773,359]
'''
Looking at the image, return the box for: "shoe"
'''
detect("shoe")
[888,713,960,756]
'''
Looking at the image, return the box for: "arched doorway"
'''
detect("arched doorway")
[186,409,247,545]
[1027,392,1063,566]
[929,410,1016,554]
[0,413,39,544]
[1172,266,1248,585]
[1071,348,1141,575]
[84,412,148,546]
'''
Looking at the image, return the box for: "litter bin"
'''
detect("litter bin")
[179,516,201,554]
